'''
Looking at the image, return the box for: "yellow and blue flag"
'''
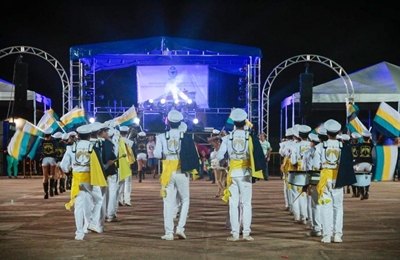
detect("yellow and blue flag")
[37,108,60,134]
[60,107,87,131]
[373,145,398,181]
[346,103,368,135]
[7,120,44,160]
[114,105,138,126]
[373,102,400,138]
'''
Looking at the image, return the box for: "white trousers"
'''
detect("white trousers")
[229,175,252,237]
[118,175,132,205]
[283,178,289,208]
[320,182,344,238]
[105,174,119,219]
[290,186,308,221]
[74,189,92,238]
[310,186,322,232]
[89,186,106,229]
[163,173,190,235]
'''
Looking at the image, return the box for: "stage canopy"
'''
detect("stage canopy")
[70,36,262,75]
[282,61,400,107]
[69,36,263,130]
[0,78,52,123]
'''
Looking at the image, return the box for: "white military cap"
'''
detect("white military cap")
[341,134,350,141]
[285,127,293,137]
[61,133,69,140]
[351,132,362,139]
[230,108,247,122]
[167,109,183,123]
[317,126,327,135]
[323,119,341,133]
[44,128,53,135]
[76,124,92,134]
[308,133,320,143]
[69,131,77,136]
[138,131,146,137]
[299,125,312,134]
[179,122,188,133]
[362,129,371,138]
[336,134,343,140]
[51,131,63,139]
[119,126,129,132]
[212,129,220,134]
[90,122,104,132]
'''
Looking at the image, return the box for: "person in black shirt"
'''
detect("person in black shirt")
[135,131,148,183]
[39,129,58,199]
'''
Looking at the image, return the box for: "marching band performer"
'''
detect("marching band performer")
[217,108,265,241]
[313,119,344,243]
[279,128,294,212]
[118,125,135,207]
[154,109,199,241]
[290,125,312,225]
[39,129,58,199]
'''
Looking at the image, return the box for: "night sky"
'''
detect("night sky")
[1,0,399,143]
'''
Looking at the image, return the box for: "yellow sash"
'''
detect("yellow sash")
[159,160,180,198]
[65,172,90,210]
[90,152,107,187]
[222,159,250,203]
[316,168,338,205]
[118,138,135,181]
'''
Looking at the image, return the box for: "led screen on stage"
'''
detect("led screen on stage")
[137,65,209,108]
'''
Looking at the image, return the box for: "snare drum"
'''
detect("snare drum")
[308,171,321,186]
[354,172,372,187]
[288,171,309,186]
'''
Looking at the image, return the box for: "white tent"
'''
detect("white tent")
[0,78,52,124]
[282,61,400,109]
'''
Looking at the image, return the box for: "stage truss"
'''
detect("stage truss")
[261,54,354,139]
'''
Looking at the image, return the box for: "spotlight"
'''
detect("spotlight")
[133,117,140,125]
[192,118,199,125]
[160,98,166,104]
[89,117,95,123]
[187,99,193,105]
[149,99,154,104]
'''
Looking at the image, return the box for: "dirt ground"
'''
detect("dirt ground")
[0,175,399,260]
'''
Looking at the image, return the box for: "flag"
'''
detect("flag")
[60,107,87,131]
[373,145,398,181]
[7,120,44,160]
[373,102,400,138]
[37,108,60,134]
[346,103,368,135]
[113,105,138,126]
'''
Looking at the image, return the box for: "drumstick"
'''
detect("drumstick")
[292,190,305,204]
[104,154,126,170]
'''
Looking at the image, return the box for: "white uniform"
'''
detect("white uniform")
[60,140,92,240]
[88,138,106,233]
[217,129,252,239]
[118,137,134,206]
[154,128,189,237]
[313,139,343,242]
[290,140,312,223]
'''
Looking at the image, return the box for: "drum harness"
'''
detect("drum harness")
[164,130,184,159]
[71,141,94,167]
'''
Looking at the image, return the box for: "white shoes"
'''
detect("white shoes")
[333,235,343,243]
[227,235,240,241]
[75,233,84,241]
[321,236,331,243]
[106,216,118,223]
[161,234,174,241]
[243,235,254,241]
[88,224,103,234]
[176,231,186,239]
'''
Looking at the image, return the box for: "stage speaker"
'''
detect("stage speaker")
[13,59,29,105]
[299,72,313,116]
